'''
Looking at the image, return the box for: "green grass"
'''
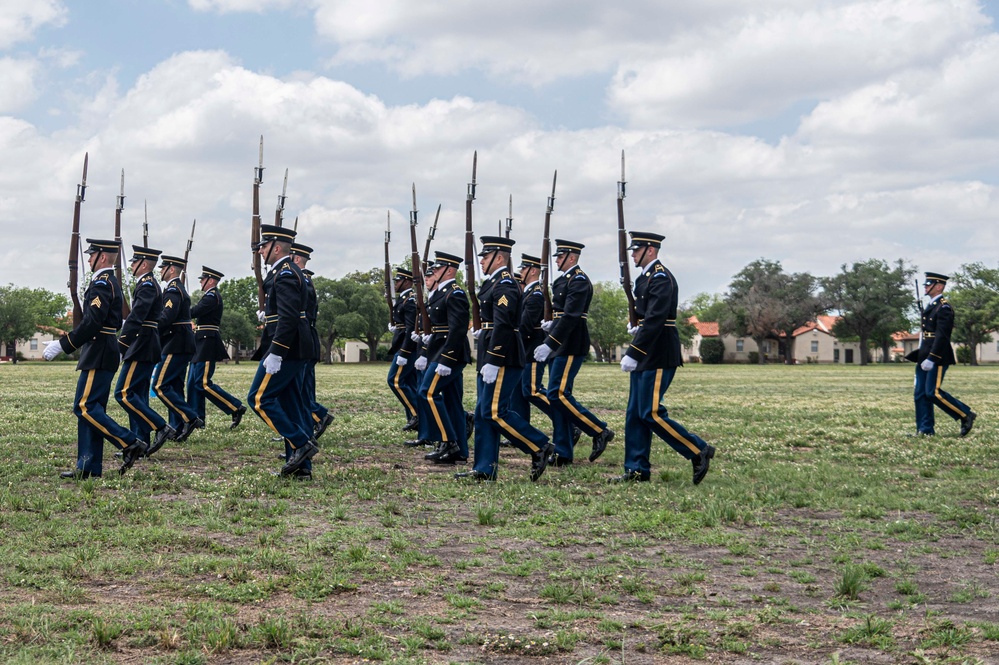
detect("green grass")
[1,360,998,663]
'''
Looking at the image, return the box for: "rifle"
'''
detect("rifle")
[914,279,924,317]
[182,219,196,288]
[68,153,88,327]
[115,169,130,317]
[275,168,288,227]
[143,200,149,248]
[540,170,556,320]
[465,151,480,329]
[384,211,394,315]
[410,185,431,334]
[251,136,265,310]
[422,204,440,275]
[617,150,638,327]
[505,195,512,239]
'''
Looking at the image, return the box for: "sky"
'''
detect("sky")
[2,0,999,302]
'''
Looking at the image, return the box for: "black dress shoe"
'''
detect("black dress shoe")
[175,418,205,443]
[589,427,615,462]
[454,470,495,482]
[147,425,177,457]
[230,405,247,430]
[548,454,573,467]
[426,442,460,463]
[281,440,319,476]
[692,444,716,485]
[608,469,651,483]
[905,431,934,438]
[119,440,149,474]
[401,415,419,432]
[404,438,432,448]
[572,427,582,446]
[314,413,335,440]
[60,470,98,480]
[530,443,555,482]
[465,411,474,441]
[960,411,977,437]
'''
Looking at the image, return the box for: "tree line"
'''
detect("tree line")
[4,258,998,366]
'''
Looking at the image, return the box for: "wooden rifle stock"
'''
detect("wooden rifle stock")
[540,170,556,320]
[410,185,431,334]
[68,153,88,327]
[465,151,480,329]
[115,169,130,317]
[617,151,638,327]
[251,136,265,310]
[384,211,394,314]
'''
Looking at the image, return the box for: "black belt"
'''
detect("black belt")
[196,325,219,332]
[553,312,587,320]
[431,326,449,333]
[637,318,677,327]
[100,326,118,335]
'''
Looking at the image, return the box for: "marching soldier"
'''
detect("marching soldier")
[533,239,614,466]
[44,239,147,477]
[906,271,977,437]
[457,237,553,481]
[186,266,246,429]
[290,244,335,440]
[417,251,471,464]
[515,253,553,424]
[613,232,714,484]
[115,245,173,451]
[247,224,319,477]
[386,267,420,432]
[148,254,202,455]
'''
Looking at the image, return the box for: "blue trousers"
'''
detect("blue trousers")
[514,360,552,425]
[914,364,970,434]
[301,359,328,426]
[624,368,707,475]
[187,360,242,421]
[547,355,606,460]
[418,362,467,458]
[155,353,199,430]
[472,368,549,477]
[73,369,138,476]
[115,360,166,443]
[387,355,418,420]
[248,358,312,470]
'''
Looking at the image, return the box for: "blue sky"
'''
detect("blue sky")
[3,0,999,299]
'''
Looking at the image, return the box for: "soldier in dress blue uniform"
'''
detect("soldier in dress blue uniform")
[513,254,551,425]
[416,251,470,464]
[613,232,715,484]
[247,224,319,477]
[114,245,173,452]
[44,239,147,478]
[457,237,553,481]
[290,244,335,440]
[149,254,203,455]
[186,266,247,430]
[906,272,977,437]
[533,239,615,466]
[386,267,420,431]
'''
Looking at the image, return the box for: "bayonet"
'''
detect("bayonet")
[143,200,149,247]
[182,218,196,288]
[540,169,556,320]
[422,203,440,275]
[251,136,265,310]
[617,150,638,327]
[384,211,394,314]
[115,169,130,317]
[465,151,481,329]
[68,153,88,327]
[275,168,288,227]
[410,184,430,334]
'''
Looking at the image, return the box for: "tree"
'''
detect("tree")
[0,285,70,363]
[218,276,262,323]
[588,282,629,362]
[341,282,390,361]
[823,259,914,366]
[220,308,257,364]
[313,277,390,363]
[721,259,786,364]
[773,271,827,365]
[947,263,999,366]
[683,292,728,324]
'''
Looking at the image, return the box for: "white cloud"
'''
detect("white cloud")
[0,0,66,49]
[0,56,40,111]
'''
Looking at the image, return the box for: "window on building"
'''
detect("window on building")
[834,349,840,362]
[736,339,744,352]
[810,340,818,353]
[30,339,38,350]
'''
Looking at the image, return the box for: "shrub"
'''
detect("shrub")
[747,351,760,364]
[699,337,726,364]
[956,345,972,364]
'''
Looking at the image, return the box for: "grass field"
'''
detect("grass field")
[1,360,997,664]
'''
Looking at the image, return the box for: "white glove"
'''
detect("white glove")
[480,363,499,384]
[410,331,421,342]
[534,344,552,363]
[388,322,395,332]
[414,356,428,371]
[472,328,482,339]
[396,356,408,366]
[421,334,432,344]
[627,325,640,336]
[256,310,266,323]
[620,355,638,372]
[263,353,282,374]
[541,320,554,332]
[43,340,62,361]
[435,364,452,377]
[920,359,935,372]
